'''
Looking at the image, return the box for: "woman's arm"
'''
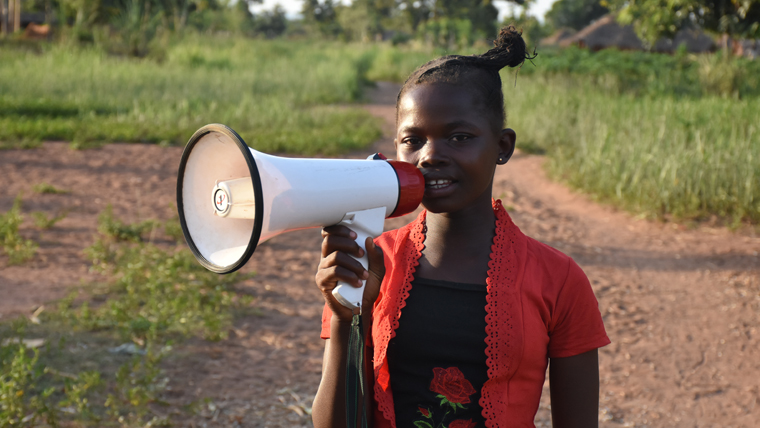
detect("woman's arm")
[313,311,373,428]
[549,349,600,428]
[312,226,384,428]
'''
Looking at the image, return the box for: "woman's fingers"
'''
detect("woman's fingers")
[317,252,369,287]
[321,228,364,258]
[321,225,355,239]
[316,227,386,321]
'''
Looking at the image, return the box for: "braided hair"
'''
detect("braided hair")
[397,26,532,132]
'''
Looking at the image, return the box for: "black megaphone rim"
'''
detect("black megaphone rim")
[176,123,264,274]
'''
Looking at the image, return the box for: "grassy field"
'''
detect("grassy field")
[0,35,382,154]
[509,76,760,224]
[506,47,758,226]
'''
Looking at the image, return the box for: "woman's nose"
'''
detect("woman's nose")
[419,139,450,167]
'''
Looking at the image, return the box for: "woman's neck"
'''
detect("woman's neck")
[416,198,497,284]
[426,201,496,243]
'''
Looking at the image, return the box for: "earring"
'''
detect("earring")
[497,155,506,164]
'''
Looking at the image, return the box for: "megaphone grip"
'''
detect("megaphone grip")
[331,207,387,311]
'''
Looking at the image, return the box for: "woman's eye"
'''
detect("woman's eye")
[402,137,422,146]
[450,134,471,142]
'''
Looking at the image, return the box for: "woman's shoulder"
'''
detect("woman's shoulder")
[524,236,574,264]
[521,235,587,287]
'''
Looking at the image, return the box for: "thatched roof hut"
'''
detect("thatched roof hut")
[563,14,715,53]
[653,28,715,53]
[561,15,643,51]
[541,28,577,47]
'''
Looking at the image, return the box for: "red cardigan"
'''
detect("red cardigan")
[321,200,610,427]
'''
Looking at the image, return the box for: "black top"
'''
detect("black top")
[387,276,489,427]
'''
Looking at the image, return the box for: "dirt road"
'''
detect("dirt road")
[1,82,758,427]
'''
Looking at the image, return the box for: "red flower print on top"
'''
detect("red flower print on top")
[448,419,476,428]
[418,407,430,417]
[430,367,476,405]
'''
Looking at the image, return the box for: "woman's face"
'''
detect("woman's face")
[395,83,515,215]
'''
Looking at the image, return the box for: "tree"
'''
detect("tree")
[611,0,760,44]
[250,4,287,37]
[397,0,433,31]
[545,0,609,31]
[302,0,343,37]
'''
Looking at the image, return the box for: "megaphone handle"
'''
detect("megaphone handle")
[331,207,387,312]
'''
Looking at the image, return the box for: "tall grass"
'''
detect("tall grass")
[509,77,759,224]
[0,35,381,154]
[520,46,760,99]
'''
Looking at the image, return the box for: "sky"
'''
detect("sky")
[250,0,558,23]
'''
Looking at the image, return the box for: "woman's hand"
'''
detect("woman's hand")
[315,225,385,322]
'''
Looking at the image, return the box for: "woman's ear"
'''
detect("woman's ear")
[497,128,516,165]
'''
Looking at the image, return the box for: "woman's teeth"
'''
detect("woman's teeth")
[426,179,452,189]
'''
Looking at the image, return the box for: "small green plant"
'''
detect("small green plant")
[58,370,102,422]
[0,196,38,265]
[84,206,254,341]
[32,211,68,230]
[32,183,70,195]
[105,346,169,425]
[0,321,57,427]
[79,234,250,342]
[97,204,156,242]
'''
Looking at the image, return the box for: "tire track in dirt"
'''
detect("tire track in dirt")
[1,82,758,427]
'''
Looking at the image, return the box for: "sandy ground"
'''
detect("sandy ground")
[1,81,759,427]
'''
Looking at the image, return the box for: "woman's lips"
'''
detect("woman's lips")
[426,179,452,190]
[424,178,456,197]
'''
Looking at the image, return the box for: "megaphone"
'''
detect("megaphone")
[177,124,424,311]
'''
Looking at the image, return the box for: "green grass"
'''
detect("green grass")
[33,183,70,195]
[0,197,38,265]
[519,46,760,99]
[508,77,760,224]
[0,35,381,154]
[364,44,440,83]
[1,208,255,426]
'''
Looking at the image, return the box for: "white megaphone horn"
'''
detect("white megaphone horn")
[177,124,424,311]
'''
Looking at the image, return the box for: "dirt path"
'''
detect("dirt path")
[1,82,759,427]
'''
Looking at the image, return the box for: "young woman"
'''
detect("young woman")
[313,26,610,428]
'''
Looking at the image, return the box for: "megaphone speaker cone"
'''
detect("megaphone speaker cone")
[177,124,264,274]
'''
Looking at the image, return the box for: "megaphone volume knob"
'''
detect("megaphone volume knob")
[213,186,231,216]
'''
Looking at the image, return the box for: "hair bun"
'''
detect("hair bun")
[477,25,530,69]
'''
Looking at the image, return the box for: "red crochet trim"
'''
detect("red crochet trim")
[480,199,522,427]
[373,211,427,427]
